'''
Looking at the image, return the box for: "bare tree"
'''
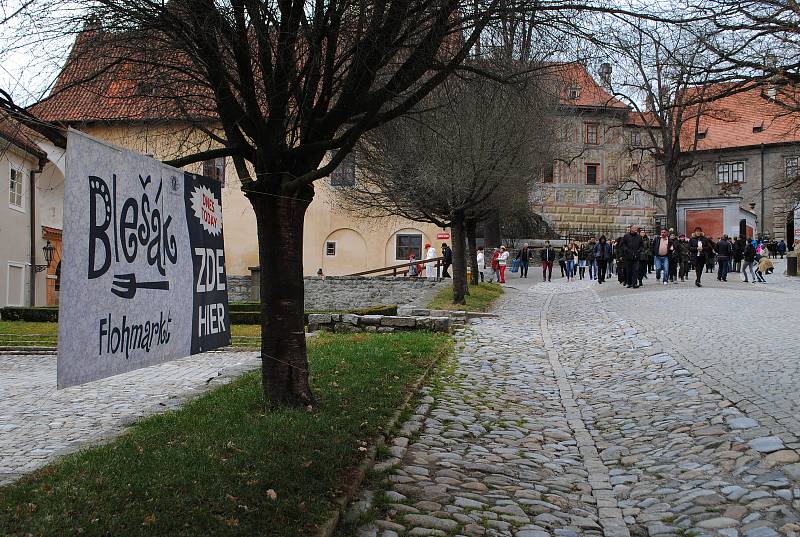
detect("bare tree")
[336,73,555,303]
[603,20,738,229]
[0,0,518,408]
[0,0,699,407]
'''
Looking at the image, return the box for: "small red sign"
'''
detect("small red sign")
[436,233,450,240]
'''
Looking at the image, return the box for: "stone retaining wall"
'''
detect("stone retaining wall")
[230,269,447,309]
[227,276,254,302]
[303,276,446,310]
[307,314,452,334]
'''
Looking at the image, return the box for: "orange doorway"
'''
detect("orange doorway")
[43,227,62,306]
[685,209,724,239]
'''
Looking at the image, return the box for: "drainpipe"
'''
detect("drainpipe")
[29,157,46,307]
[760,144,765,237]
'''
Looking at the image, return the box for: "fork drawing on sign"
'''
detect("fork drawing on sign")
[111,273,170,299]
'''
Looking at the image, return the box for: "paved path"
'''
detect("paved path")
[0,351,259,485]
[356,273,800,537]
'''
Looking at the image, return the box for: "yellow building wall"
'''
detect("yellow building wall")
[304,183,447,276]
[70,123,447,276]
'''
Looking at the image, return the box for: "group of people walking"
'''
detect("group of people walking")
[473,225,782,287]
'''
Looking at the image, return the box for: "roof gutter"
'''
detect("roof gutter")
[29,156,47,307]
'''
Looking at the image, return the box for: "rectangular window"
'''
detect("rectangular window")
[630,162,640,173]
[202,157,226,186]
[330,152,356,187]
[717,161,745,183]
[787,157,799,180]
[631,131,642,147]
[568,87,580,100]
[6,262,25,306]
[325,241,336,256]
[586,163,599,185]
[396,234,422,260]
[585,123,599,145]
[9,168,23,209]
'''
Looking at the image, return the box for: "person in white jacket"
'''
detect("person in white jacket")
[476,247,485,282]
[425,243,438,279]
[498,245,509,283]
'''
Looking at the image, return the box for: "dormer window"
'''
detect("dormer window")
[696,129,707,140]
[567,87,580,100]
[753,122,764,133]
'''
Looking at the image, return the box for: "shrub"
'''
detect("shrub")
[228,311,261,325]
[229,302,261,312]
[0,307,59,322]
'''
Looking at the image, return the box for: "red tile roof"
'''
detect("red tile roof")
[548,63,628,110]
[0,111,47,159]
[681,83,800,151]
[30,30,216,123]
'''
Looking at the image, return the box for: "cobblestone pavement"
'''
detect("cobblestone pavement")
[0,351,259,485]
[355,275,800,537]
[598,260,800,445]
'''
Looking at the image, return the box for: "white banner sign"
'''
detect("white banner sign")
[58,130,230,388]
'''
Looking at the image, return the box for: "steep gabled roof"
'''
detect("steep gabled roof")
[550,63,628,110]
[30,29,216,124]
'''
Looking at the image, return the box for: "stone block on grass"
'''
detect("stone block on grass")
[307,313,332,325]
[360,315,383,326]
[381,316,417,328]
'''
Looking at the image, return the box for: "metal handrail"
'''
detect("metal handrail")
[347,256,444,277]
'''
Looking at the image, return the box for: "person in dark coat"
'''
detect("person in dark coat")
[732,236,745,272]
[668,232,679,283]
[441,243,452,278]
[742,240,757,282]
[540,241,556,282]
[593,235,612,284]
[637,229,650,286]
[688,227,711,287]
[778,239,787,258]
[620,225,644,288]
[515,243,532,278]
[677,234,691,282]
[714,234,733,282]
[616,229,629,285]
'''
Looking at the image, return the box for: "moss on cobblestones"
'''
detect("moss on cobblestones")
[0,332,451,537]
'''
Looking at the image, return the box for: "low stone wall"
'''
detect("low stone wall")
[303,276,446,310]
[307,313,452,334]
[227,276,254,302]
[230,269,448,309]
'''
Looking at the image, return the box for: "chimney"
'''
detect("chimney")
[764,53,780,100]
[599,63,613,90]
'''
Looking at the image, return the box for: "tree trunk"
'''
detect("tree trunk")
[484,211,501,248]
[466,218,479,286]
[251,183,316,408]
[451,210,468,305]
[665,170,680,232]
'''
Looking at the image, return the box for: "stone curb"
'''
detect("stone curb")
[314,344,446,537]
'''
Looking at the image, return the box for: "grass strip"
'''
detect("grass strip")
[427,282,503,312]
[0,332,451,537]
[0,322,262,348]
